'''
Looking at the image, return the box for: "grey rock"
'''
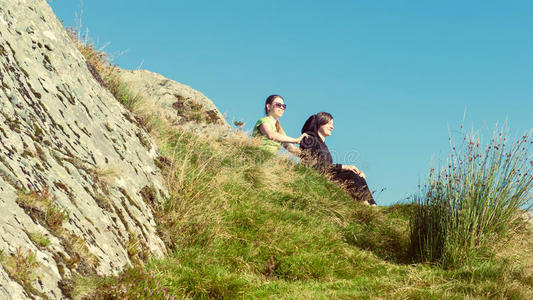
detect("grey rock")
[118,69,235,138]
[0,0,168,298]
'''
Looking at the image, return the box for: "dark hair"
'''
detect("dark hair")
[316,112,333,127]
[265,95,284,133]
[301,112,333,134]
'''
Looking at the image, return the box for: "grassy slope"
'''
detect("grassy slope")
[76,112,533,299]
[69,33,533,299]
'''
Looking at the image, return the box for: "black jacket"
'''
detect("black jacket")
[300,131,342,173]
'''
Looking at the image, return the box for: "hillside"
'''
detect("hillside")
[75,102,532,299]
[77,111,532,299]
[1,0,532,299]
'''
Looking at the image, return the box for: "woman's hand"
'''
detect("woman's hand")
[342,165,366,179]
[296,133,309,143]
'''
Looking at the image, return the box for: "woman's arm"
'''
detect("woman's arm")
[259,123,307,144]
[341,164,366,179]
[283,143,301,156]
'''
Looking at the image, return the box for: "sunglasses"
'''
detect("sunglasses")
[273,102,287,110]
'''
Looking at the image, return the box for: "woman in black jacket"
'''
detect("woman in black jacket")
[300,112,376,206]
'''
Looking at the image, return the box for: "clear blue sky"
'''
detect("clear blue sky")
[50,0,533,205]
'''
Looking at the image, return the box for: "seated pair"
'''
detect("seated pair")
[252,95,376,206]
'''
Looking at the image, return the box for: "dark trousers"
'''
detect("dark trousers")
[331,170,376,205]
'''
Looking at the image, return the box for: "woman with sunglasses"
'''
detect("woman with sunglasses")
[252,95,308,155]
[300,112,377,206]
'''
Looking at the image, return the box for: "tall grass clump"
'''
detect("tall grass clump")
[410,126,533,268]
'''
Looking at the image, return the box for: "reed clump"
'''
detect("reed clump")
[409,126,533,268]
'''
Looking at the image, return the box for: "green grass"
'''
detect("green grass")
[0,247,44,297]
[71,122,532,299]
[68,30,533,299]
[410,126,533,268]
[28,232,51,249]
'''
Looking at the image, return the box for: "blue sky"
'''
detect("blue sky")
[50,0,533,205]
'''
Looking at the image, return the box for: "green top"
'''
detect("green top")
[253,116,287,154]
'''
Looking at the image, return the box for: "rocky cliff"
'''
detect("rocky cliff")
[0,0,170,298]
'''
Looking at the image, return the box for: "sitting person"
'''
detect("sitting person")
[300,112,377,205]
[252,95,307,155]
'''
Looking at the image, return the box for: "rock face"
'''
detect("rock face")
[118,69,233,136]
[0,0,167,299]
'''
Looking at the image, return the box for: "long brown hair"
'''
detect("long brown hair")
[265,95,284,133]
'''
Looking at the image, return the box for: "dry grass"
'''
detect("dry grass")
[154,128,262,250]
[16,188,69,233]
[67,27,142,110]
[90,165,119,187]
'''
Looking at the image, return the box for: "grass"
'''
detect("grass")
[66,27,142,110]
[72,116,532,299]
[410,126,533,268]
[16,188,69,233]
[16,188,99,279]
[66,27,533,299]
[0,247,46,298]
[28,232,51,249]
[0,247,41,284]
